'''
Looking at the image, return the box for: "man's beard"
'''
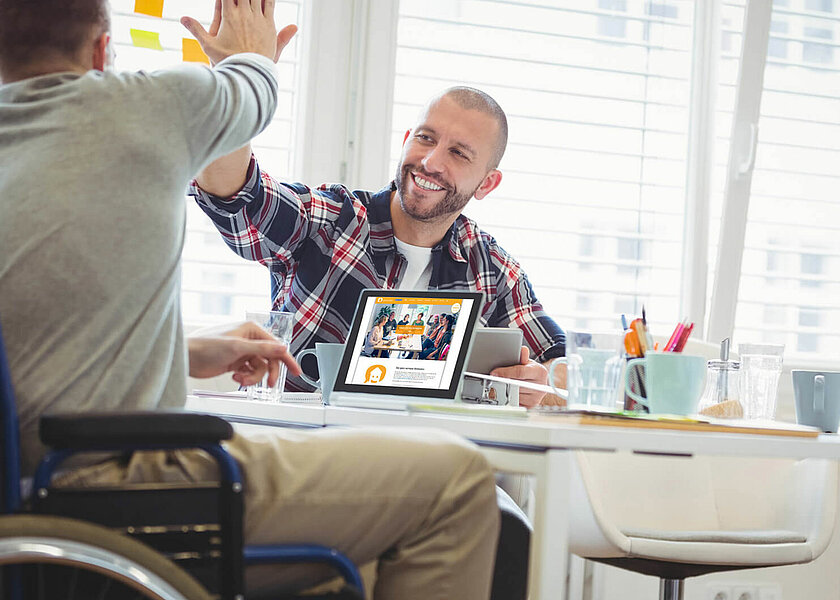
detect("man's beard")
[395,163,475,222]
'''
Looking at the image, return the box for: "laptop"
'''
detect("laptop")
[329,289,484,410]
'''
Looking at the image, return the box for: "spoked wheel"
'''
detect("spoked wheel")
[0,515,212,600]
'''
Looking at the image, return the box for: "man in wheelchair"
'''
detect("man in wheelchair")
[0,0,506,597]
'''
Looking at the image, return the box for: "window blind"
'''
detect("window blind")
[110,0,303,325]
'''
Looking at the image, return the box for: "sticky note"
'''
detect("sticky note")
[134,0,164,18]
[130,29,163,51]
[182,38,210,65]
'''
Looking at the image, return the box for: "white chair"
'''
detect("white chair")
[568,450,838,600]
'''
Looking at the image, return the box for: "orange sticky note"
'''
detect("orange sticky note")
[134,0,163,18]
[182,38,210,65]
[130,29,163,50]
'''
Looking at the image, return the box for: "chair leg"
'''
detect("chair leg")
[659,578,684,600]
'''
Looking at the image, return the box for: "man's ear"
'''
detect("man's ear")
[91,32,109,71]
[403,129,411,145]
[474,169,502,200]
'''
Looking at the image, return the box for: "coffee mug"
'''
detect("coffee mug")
[624,352,706,415]
[296,343,344,404]
[792,370,840,433]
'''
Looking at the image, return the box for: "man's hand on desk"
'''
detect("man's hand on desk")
[491,346,550,408]
[187,321,302,387]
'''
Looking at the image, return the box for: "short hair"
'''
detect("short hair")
[440,86,508,170]
[0,0,109,70]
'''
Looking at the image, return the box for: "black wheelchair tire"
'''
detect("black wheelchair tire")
[0,514,213,600]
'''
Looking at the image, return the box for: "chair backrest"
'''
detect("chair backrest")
[569,449,838,560]
[0,321,22,514]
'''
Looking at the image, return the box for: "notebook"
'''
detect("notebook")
[329,289,484,410]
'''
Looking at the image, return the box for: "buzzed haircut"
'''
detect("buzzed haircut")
[0,0,109,70]
[441,86,508,169]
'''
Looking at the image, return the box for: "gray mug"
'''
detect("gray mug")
[792,370,840,433]
[296,343,344,404]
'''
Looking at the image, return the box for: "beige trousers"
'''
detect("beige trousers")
[57,425,500,600]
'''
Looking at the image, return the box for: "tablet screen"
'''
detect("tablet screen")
[334,290,483,399]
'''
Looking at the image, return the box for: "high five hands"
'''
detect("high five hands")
[181,0,298,66]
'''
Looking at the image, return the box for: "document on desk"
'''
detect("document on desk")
[408,403,528,418]
[191,389,324,405]
[528,408,821,438]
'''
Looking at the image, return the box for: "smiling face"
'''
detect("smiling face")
[395,94,503,224]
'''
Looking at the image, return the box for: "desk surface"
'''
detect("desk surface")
[185,395,840,460]
[186,393,840,600]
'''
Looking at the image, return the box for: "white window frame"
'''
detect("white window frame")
[707,0,773,343]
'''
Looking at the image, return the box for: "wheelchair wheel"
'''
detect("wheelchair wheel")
[0,514,212,600]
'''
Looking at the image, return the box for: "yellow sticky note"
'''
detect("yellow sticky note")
[182,38,210,65]
[130,29,163,51]
[134,0,163,18]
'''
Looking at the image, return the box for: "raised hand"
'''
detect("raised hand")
[181,0,297,65]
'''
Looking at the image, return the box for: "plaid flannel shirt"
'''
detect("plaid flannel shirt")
[190,157,565,390]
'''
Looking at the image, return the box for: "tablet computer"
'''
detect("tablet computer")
[329,289,484,409]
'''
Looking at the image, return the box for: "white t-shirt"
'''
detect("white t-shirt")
[395,237,434,290]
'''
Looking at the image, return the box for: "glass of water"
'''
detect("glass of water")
[739,343,784,420]
[549,330,624,410]
[245,310,294,402]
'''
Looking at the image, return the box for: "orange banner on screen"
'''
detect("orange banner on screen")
[396,325,425,335]
[375,297,459,306]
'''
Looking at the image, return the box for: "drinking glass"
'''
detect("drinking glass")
[549,330,624,410]
[739,343,784,420]
[245,311,294,402]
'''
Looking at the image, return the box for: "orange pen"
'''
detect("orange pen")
[624,328,642,357]
[630,318,648,355]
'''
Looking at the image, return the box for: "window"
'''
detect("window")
[728,0,840,360]
[390,0,693,335]
[598,0,629,38]
[643,1,680,41]
[111,0,303,326]
[805,0,834,12]
[106,0,840,363]
[799,307,821,328]
[767,19,789,59]
[802,27,834,64]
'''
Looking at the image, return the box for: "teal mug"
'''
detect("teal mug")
[792,370,840,433]
[624,352,707,415]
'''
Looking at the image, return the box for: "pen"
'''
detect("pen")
[624,328,642,357]
[664,320,686,352]
[631,318,648,356]
[674,323,695,352]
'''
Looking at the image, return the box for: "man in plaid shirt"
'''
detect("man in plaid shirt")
[191,87,565,407]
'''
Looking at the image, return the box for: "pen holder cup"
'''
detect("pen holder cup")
[624,353,706,416]
[624,359,648,412]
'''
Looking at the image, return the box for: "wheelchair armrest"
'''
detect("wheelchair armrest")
[39,411,234,449]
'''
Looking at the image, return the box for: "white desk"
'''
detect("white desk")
[186,396,840,600]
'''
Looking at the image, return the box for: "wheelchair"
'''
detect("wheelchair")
[0,320,364,600]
